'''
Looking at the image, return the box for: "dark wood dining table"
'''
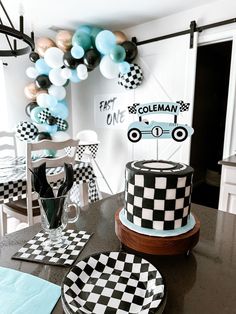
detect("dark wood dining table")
[0,192,235,314]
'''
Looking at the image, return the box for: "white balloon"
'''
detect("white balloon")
[36,93,57,108]
[77,64,88,80]
[79,71,88,80]
[99,55,119,79]
[44,47,64,68]
[48,85,66,100]
[61,68,72,79]
[36,93,49,107]
[52,131,71,141]
[26,66,39,79]
[49,68,67,86]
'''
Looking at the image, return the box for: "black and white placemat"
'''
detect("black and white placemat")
[12,230,92,267]
[62,251,166,314]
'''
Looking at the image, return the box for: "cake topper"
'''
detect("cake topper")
[127,101,194,143]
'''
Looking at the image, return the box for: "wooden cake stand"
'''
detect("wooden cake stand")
[115,208,200,255]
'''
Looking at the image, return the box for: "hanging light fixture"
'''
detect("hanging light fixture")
[0,0,34,57]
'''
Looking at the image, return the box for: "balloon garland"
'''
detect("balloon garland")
[16,25,143,142]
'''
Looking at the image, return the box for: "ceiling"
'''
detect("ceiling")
[2,0,220,37]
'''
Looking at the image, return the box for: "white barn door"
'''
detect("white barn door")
[133,33,198,164]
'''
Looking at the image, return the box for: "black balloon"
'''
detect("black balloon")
[63,51,83,69]
[121,41,138,63]
[35,75,52,89]
[46,116,57,125]
[29,51,40,63]
[83,49,101,71]
[25,102,38,117]
[36,132,52,141]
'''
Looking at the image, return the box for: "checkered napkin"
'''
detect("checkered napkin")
[62,251,165,314]
[12,230,92,267]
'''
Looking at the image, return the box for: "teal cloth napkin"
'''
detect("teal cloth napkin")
[0,266,61,314]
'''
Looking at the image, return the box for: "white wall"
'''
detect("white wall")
[3,0,236,192]
[71,0,236,193]
[124,0,236,39]
[4,55,29,156]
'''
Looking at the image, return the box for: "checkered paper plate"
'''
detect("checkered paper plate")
[12,230,92,267]
[61,251,166,314]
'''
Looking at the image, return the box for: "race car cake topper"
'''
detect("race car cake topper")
[127,101,194,143]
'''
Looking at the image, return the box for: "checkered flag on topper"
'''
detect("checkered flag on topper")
[177,100,190,112]
[118,64,143,89]
[128,103,140,114]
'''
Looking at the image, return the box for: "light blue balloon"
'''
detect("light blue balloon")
[90,26,103,47]
[72,31,92,51]
[110,45,126,63]
[95,30,116,55]
[119,61,131,75]
[50,101,69,119]
[35,58,51,75]
[47,95,57,108]
[45,124,58,134]
[70,70,81,83]
[78,25,93,35]
[30,107,44,124]
[71,45,84,59]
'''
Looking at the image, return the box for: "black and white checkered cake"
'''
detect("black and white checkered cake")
[124,160,194,231]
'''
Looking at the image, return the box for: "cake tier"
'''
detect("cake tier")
[124,160,194,231]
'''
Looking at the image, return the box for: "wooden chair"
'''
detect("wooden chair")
[76,130,113,195]
[0,139,79,235]
[0,131,18,236]
[0,131,17,158]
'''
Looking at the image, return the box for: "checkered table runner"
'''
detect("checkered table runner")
[77,144,99,160]
[12,230,92,267]
[0,158,99,204]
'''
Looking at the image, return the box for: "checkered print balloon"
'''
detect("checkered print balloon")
[118,63,143,89]
[15,121,38,141]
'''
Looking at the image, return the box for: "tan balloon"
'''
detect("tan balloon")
[36,89,48,97]
[36,37,56,57]
[55,30,73,52]
[24,82,44,100]
[113,31,128,44]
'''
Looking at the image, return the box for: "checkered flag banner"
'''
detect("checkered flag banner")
[76,144,99,160]
[38,108,51,123]
[128,103,140,114]
[177,100,190,112]
[118,63,144,89]
[62,251,165,314]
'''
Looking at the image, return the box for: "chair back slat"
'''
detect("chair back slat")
[0,131,17,158]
